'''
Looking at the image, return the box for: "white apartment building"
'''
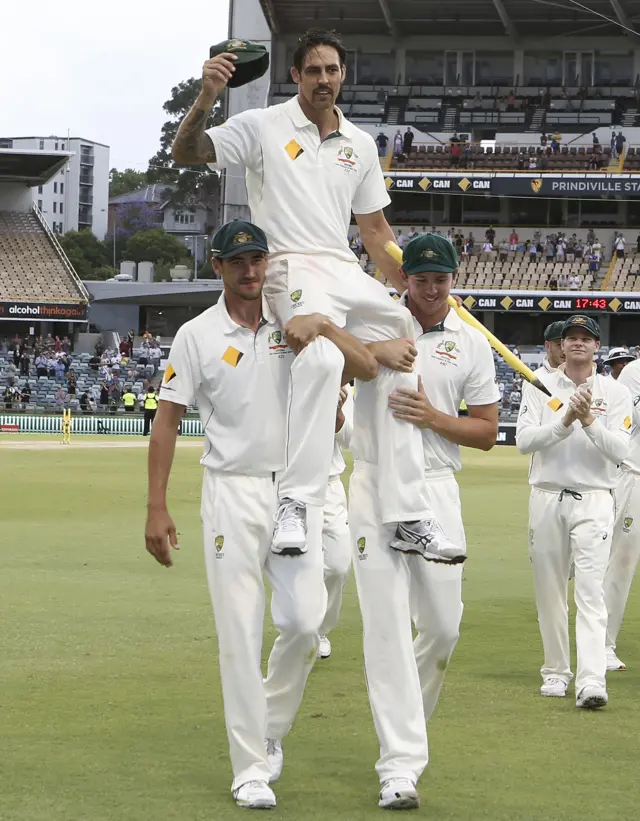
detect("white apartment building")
[0,136,110,239]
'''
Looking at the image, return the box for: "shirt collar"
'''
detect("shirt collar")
[556,362,597,385]
[217,292,275,335]
[400,294,462,334]
[285,95,354,137]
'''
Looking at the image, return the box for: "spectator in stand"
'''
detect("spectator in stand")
[481,240,494,260]
[498,239,509,262]
[565,239,575,262]
[54,386,67,411]
[587,227,596,244]
[62,336,71,354]
[95,335,104,357]
[529,241,538,262]
[88,354,100,372]
[396,229,408,249]
[558,270,569,289]
[588,154,599,171]
[375,131,389,158]
[498,381,505,404]
[509,229,519,251]
[55,357,66,381]
[66,369,77,397]
[35,353,47,378]
[149,343,163,375]
[592,132,600,149]
[517,152,526,170]
[142,330,153,342]
[528,156,538,170]
[19,350,30,377]
[472,90,483,108]
[402,127,414,156]
[79,392,90,413]
[540,133,548,147]
[485,226,496,245]
[615,131,626,158]
[610,130,617,157]
[465,236,475,257]
[556,240,565,263]
[593,238,602,264]
[450,140,462,167]
[54,336,62,353]
[502,387,512,414]
[550,135,560,154]
[539,153,549,170]
[615,233,626,259]
[510,387,521,413]
[393,130,403,157]
[461,141,472,169]
[549,274,558,290]
[110,380,122,412]
[569,272,581,290]
[21,382,31,407]
[545,238,555,262]
[507,90,516,111]
[3,384,18,410]
[99,382,109,408]
[138,340,150,366]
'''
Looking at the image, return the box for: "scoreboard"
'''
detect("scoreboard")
[456,292,640,314]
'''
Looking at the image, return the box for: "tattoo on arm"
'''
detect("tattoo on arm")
[173,104,217,164]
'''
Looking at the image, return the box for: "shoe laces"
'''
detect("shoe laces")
[242,780,268,792]
[274,499,305,531]
[545,677,564,686]
[382,778,415,791]
[266,738,281,756]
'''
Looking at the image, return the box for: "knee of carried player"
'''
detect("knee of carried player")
[293,335,345,373]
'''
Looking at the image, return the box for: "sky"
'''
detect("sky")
[2,0,230,170]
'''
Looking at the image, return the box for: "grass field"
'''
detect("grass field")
[2,440,639,821]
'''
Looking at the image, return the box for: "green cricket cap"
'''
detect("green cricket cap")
[402,233,459,276]
[209,39,270,88]
[544,321,565,342]
[561,315,600,339]
[211,220,269,259]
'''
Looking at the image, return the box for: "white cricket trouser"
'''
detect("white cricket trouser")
[201,469,326,791]
[528,486,614,693]
[605,468,640,653]
[264,254,432,522]
[320,475,351,636]
[350,462,464,785]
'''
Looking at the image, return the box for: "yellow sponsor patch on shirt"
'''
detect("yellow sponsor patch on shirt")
[284,139,304,160]
[624,416,632,429]
[547,397,563,412]
[221,346,244,367]
[164,363,176,383]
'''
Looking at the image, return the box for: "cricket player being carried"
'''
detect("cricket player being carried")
[144,220,378,809]
[350,234,499,809]
[171,28,463,565]
[604,354,640,671]
[516,316,632,709]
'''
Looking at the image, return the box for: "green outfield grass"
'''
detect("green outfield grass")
[2,444,639,821]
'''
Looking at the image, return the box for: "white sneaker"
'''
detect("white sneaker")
[576,686,608,710]
[272,499,307,555]
[265,738,283,784]
[233,780,276,809]
[318,635,331,659]
[391,519,466,564]
[540,677,567,697]
[378,778,420,810]
[606,651,626,671]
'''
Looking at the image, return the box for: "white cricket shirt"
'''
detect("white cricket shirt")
[206,97,390,262]
[616,359,640,474]
[351,304,499,471]
[411,306,499,472]
[159,295,293,476]
[516,364,632,491]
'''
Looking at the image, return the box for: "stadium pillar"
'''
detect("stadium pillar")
[598,314,610,347]
[221,0,272,223]
[513,50,524,86]
[396,49,406,85]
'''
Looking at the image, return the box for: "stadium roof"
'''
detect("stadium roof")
[260,0,639,39]
[0,149,71,186]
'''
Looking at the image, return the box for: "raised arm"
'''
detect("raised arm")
[172,53,237,165]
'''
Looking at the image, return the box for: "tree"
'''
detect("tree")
[123,229,187,266]
[147,78,223,211]
[85,265,119,282]
[60,230,110,279]
[109,168,149,199]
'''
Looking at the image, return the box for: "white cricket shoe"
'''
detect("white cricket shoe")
[233,780,276,809]
[318,635,331,659]
[272,499,307,555]
[378,778,420,810]
[540,677,567,698]
[265,738,283,784]
[391,519,466,564]
[576,686,608,710]
[606,651,626,671]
